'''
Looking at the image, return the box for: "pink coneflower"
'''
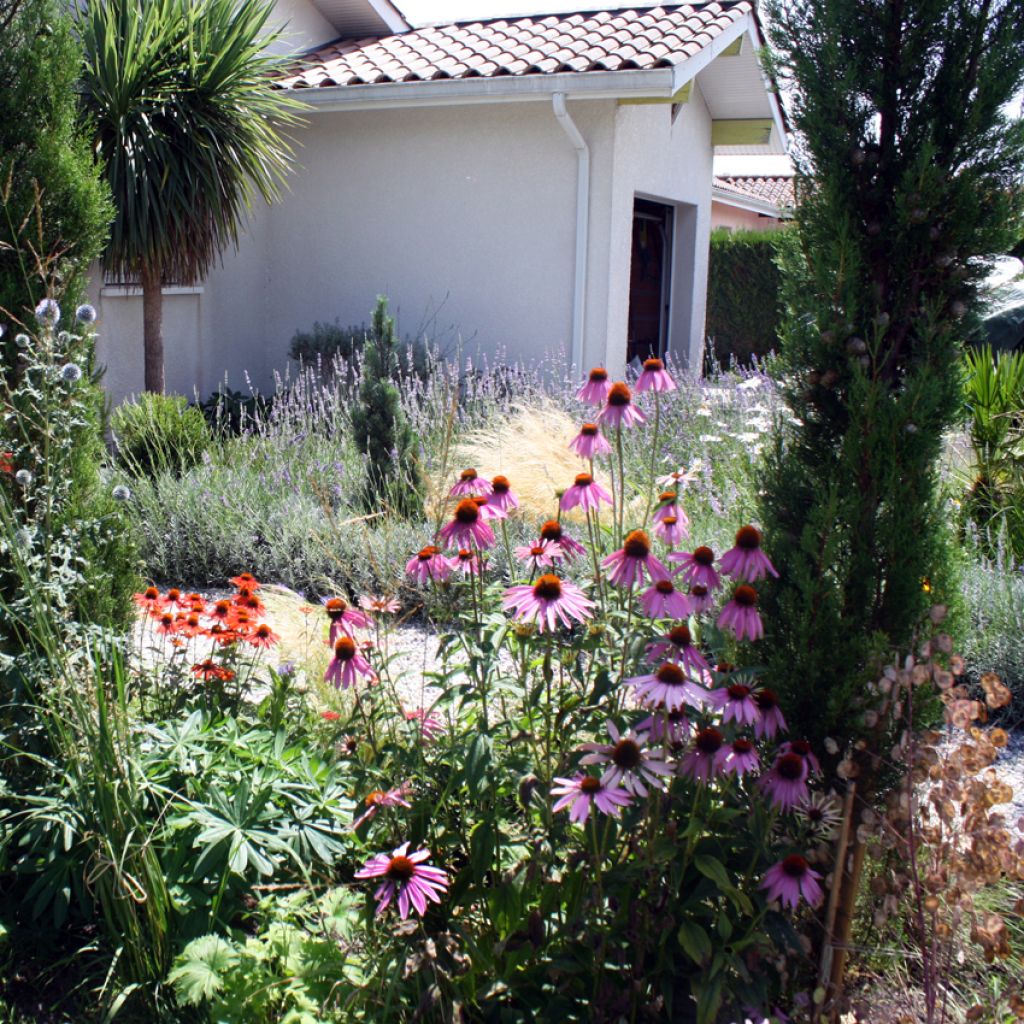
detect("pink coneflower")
[406,545,452,584]
[560,472,612,513]
[719,525,779,582]
[451,548,482,576]
[602,530,670,588]
[538,519,586,558]
[569,422,612,460]
[404,706,445,741]
[579,722,673,796]
[669,546,721,591]
[645,623,710,678]
[502,574,594,633]
[706,683,760,727]
[515,540,560,571]
[722,738,760,777]
[354,842,449,919]
[637,709,691,746]
[779,739,821,777]
[626,661,707,712]
[717,584,764,642]
[352,782,413,830]
[488,475,519,514]
[760,752,810,812]
[653,514,689,548]
[635,356,676,393]
[760,855,824,910]
[440,498,496,550]
[577,367,613,405]
[324,596,372,644]
[324,636,375,690]
[599,381,646,429]
[359,594,401,614]
[656,461,702,490]
[688,583,714,614]
[551,774,632,824]
[449,467,492,498]
[640,578,693,620]
[679,727,729,783]
[753,688,788,740]
[652,491,680,523]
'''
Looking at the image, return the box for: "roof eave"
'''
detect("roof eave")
[711,188,791,218]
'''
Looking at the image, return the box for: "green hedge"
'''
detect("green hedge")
[705,227,792,369]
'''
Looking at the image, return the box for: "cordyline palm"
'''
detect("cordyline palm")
[78,0,300,393]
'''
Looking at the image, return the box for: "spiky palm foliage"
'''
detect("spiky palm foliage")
[78,0,300,392]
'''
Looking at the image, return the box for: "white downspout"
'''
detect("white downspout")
[552,92,589,373]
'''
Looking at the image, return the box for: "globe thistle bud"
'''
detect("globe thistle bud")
[14,333,29,349]
[34,298,60,326]
[75,304,97,325]
[14,528,33,549]
[112,484,132,503]
[14,469,33,487]
[60,363,83,384]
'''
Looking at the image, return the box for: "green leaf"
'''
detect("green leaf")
[676,920,712,965]
[168,934,240,1006]
[693,853,731,892]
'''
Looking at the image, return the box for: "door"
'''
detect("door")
[627,198,674,364]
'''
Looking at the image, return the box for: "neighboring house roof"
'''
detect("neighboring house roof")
[279,2,752,88]
[712,174,795,216]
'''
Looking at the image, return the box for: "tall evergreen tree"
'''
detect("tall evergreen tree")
[760,0,1024,994]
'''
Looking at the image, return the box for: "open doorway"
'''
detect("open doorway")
[627,198,674,364]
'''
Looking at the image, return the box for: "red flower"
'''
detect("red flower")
[0,451,13,475]
[192,661,235,682]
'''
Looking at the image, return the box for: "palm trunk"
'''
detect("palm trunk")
[140,262,164,393]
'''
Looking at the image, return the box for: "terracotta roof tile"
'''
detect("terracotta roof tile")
[278,4,753,89]
[713,175,796,209]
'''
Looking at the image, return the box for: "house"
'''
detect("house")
[90,1,787,403]
[711,174,794,231]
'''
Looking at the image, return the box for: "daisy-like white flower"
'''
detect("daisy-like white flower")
[569,422,612,460]
[352,782,413,830]
[579,722,673,796]
[502,573,594,633]
[760,752,810,812]
[440,498,496,549]
[354,843,449,918]
[599,381,646,429]
[560,472,612,513]
[551,774,632,824]
[324,636,375,689]
[515,540,560,571]
[688,583,714,614]
[602,530,670,588]
[679,727,730,783]
[706,683,760,727]
[359,594,401,614]
[488,475,518,514]
[669,546,721,591]
[538,519,586,558]
[779,739,821,777]
[449,468,493,498]
[656,460,703,490]
[325,596,372,644]
[717,584,764,641]
[640,578,692,619]
[653,514,688,548]
[406,545,452,584]
[719,525,779,582]
[645,623,710,678]
[450,548,482,576]
[795,792,843,839]
[760,855,824,910]
[577,367,613,405]
[635,356,676,393]
[753,689,788,740]
[723,738,760,777]
[626,661,707,712]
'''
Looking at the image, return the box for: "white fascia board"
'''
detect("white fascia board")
[368,0,409,32]
[711,188,789,218]
[292,66,676,112]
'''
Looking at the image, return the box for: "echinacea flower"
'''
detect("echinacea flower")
[154,612,179,636]
[706,683,760,727]
[719,525,779,582]
[669,546,721,591]
[753,689,788,740]
[538,519,586,558]
[515,540,560,570]
[602,530,670,588]
[451,548,482,576]
[450,467,493,498]
[324,636,375,689]
[569,422,612,459]
[653,514,688,548]
[626,661,706,712]
[723,738,760,777]
[488,475,519,514]
[404,706,445,741]
[679,727,729,782]
[760,752,810,812]
[247,623,280,649]
[653,491,686,524]
[354,843,449,919]
[560,472,612,513]
[760,855,824,910]
[440,498,496,550]
[656,461,703,490]
[359,594,401,614]
[795,793,843,839]
[688,583,714,614]
[579,722,672,796]
[324,596,372,643]
[635,357,676,393]
[599,381,646,429]
[779,739,821,777]
[502,574,594,633]
[717,585,764,641]
[551,774,632,824]
[134,586,162,611]
[230,573,261,590]
[352,782,413,830]
[192,661,235,682]
[577,367,613,405]
[639,578,692,620]
[637,709,691,746]
[406,545,452,584]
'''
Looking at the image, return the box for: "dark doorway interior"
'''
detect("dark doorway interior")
[627,198,674,364]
